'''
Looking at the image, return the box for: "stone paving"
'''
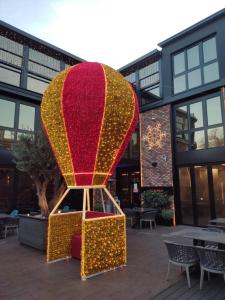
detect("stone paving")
[0,225,186,300]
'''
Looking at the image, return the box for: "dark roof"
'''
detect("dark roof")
[159,8,225,47]
[0,20,85,64]
[118,49,161,75]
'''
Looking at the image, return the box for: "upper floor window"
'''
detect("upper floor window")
[0,98,36,150]
[125,72,136,85]
[175,94,224,152]
[173,36,219,94]
[139,61,159,89]
[0,36,23,87]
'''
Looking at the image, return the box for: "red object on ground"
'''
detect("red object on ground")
[71,234,82,260]
[86,211,113,219]
[71,211,114,259]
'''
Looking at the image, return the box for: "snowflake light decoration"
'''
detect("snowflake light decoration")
[143,123,166,150]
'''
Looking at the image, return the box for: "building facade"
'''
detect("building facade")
[120,8,225,225]
[1,8,225,226]
[0,21,85,212]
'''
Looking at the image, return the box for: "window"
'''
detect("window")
[0,36,23,87]
[28,49,60,80]
[207,96,222,125]
[0,98,37,150]
[0,129,15,150]
[19,105,35,131]
[139,61,159,89]
[173,36,219,94]
[27,75,49,94]
[175,94,224,152]
[0,99,15,128]
[125,73,136,85]
[0,64,20,87]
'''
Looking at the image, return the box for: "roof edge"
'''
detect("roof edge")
[118,48,160,72]
[0,20,85,63]
[158,8,225,47]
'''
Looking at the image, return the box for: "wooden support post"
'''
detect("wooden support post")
[82,189,87,220]
[103,188,124,215]
[87,189,90,211]
[100,189,106,212]
[50,188,70,215]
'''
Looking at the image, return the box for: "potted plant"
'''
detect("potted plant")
[141,190,172,225]
[13,131,66,251]
[161,209,174,226]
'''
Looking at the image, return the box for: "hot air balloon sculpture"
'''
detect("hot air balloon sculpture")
[41,62,139,279]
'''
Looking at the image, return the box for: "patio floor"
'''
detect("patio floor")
[0,225,224,300]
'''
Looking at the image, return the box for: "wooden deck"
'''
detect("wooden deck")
[151,274,225,300]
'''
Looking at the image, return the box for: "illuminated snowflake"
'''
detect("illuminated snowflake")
[143,123,166,150]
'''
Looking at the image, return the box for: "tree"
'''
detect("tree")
[13,131,66,217]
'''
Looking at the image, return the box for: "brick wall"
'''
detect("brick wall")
[140,105,173,187]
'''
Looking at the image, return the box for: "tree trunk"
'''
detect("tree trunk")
[35,180,49,217]
[49,181,66,211]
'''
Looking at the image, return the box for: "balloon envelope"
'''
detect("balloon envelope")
[41,62,139,187]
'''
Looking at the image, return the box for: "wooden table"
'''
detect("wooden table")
[163,227,225,246]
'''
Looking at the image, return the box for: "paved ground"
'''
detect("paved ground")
[152,274,225,300]
[0,225,194,300]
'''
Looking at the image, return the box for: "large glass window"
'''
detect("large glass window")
[194,166,210,226]
[19,105,35,131]
[0,99,15,128]
[190,102,203,129]
[179,167,194,225]
[0,98,37,150]
[212,164,225,218]
[207,96,222,125]
[0,64,20,87]
[173,36,219,94]
[139,61,160,99]
[27,76,49,94]
[175,94,224,152]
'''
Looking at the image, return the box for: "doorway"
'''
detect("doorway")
[178,164,225,225]
[116,167,140,208]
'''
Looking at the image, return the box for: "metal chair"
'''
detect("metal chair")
[164,240,199,288]
[201,226,224,249]
[139,211,157,230]
[4,217,19,238]
[123,208,139,227]
[196,246,225,290]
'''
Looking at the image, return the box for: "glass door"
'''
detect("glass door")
[212,164,225,218]
[194,166,210,226]
[178,167,194,225]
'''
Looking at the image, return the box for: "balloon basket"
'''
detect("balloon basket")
[47,187,127,279]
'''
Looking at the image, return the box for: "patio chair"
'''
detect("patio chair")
[201,226,224,249]
[123,208,139,227]
[4,217,19,238]
[196,246,225,290]
[9,209,18,217]
[139,211,157,230]
[164,240,199,288]
[62,205,70,212]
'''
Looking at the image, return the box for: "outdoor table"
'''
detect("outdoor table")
[0,213,11,219]
[209,218,225,225]
[163,227,225,248]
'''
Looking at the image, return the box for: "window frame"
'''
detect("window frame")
[175,92,225,152]
[0,96,38,150]
[172,35,220,95]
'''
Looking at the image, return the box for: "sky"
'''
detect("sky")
[0,0,225,68]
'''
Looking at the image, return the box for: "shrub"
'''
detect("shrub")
[161,208,174,220]
[142,190,171,209]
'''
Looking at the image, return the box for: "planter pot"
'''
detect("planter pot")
[162,218,173,226]
[18,215,48,251]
